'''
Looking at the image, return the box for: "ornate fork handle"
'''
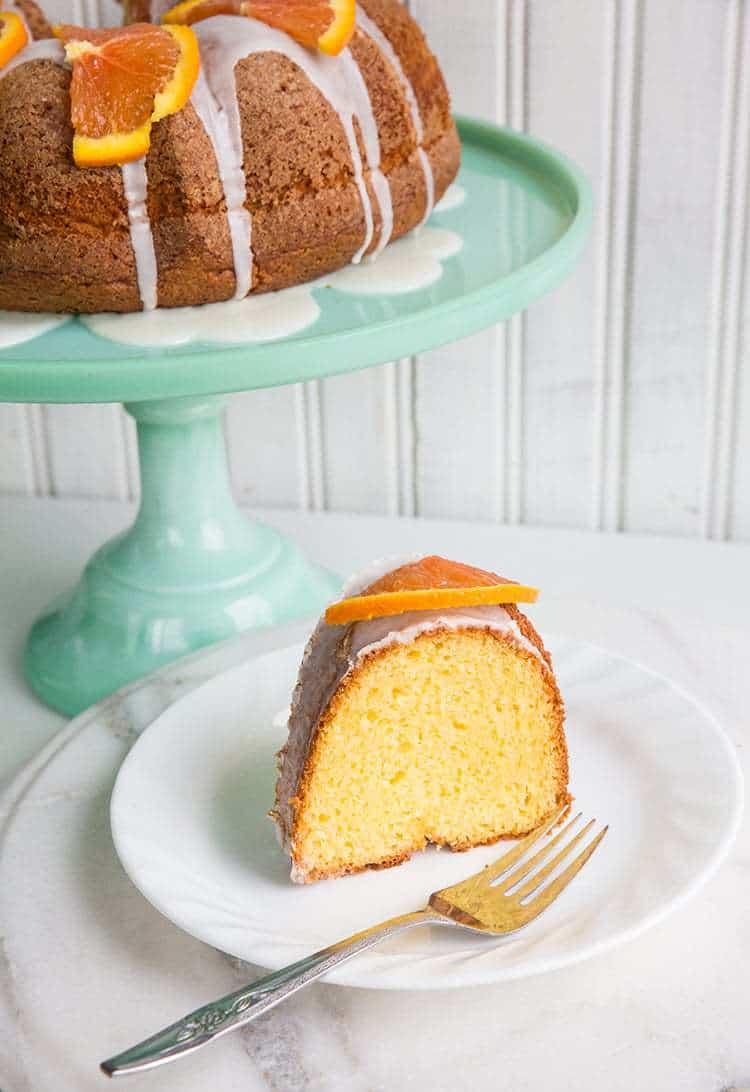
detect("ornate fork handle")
[101,908,446,1077]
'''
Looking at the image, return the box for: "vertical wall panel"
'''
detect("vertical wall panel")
[319,366,392,514]
[524,0,607,529]
[728,252,750,541]
[625,0,726,537]
[413,0,501,520]
[415,330,502,521]
[44,405,132,499]
[705,0,750,541]
[729,5,750,541]
[225,387,302,509]
[0,407,34,495]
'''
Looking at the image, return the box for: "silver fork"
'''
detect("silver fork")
[101,807,606,1077]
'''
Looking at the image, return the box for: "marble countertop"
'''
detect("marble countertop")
[0,496,748,1091]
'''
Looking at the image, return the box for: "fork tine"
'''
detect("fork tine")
[521,825,608,919]
[479,804,569,885]
[493,812,586,894]
[508,818,596,900]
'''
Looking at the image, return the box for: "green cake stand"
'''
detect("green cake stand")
[0,117,592,716]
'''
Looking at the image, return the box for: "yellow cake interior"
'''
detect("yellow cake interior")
[293,628,568,880]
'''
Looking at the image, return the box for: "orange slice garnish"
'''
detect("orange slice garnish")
[53,22,199,167]
[162,0,356,56]
[325,556,539,625]
[0,11,29,70]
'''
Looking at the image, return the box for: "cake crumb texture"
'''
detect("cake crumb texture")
[289,628,569,883]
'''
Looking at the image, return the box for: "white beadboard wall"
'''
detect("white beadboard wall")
[1,0,749,542]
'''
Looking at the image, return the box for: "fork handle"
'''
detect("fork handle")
[101,907,444,1077]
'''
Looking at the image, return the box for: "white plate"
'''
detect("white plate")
[110,635,743,989]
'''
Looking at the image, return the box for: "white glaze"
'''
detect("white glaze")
[349,604,546,667]
[0,12,440,324]
[81,284,320,347]
[75,223,462,346]
[0,312,69,348]
[324,225,462,295]
[0,34,159,313]
[357,9,435,227]
[188,46,256,297]
[120,159,158,312]
[75,224,461,346]
[192,14,392,289]
[434,182,466,214]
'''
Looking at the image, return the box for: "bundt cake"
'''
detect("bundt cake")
[0,0,460,313]
[274,557,570,883]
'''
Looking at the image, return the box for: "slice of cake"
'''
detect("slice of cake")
[273,556,570,883]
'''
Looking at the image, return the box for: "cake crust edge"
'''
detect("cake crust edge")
[276,613,570,884]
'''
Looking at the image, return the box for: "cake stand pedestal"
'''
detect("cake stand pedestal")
[0,118,592,715]
[24,395,338,715]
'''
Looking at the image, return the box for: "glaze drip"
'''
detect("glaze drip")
[357,9,435,226]
[190,66,253,299]
[0,37,159,312]
[0,9,438,312]
[121,158,158,311]
[192,14,393,284]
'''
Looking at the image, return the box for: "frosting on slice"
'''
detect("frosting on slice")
[274,598,549,856]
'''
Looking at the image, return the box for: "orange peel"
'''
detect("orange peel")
[0,11,29,70]
[325,556,539,625]
[161,0,356,56]
[53,22,200,167]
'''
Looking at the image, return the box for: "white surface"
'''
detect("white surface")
[83,286,322,348]
[110,635,742,989]
[1,1,748,545]
[0,496,749,1090]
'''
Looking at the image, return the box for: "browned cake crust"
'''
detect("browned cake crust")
[276,606,570,883]
[12,0,53,37]
[0,0,461,312]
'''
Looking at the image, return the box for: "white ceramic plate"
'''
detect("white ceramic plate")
[111,636,743,989]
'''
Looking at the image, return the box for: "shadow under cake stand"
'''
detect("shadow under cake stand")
[0,117,592,716]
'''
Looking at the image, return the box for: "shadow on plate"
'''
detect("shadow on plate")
[210,742,292,888]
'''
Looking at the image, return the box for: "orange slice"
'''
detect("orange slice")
[0,11,29,70]
[162,0,356,56]
[325,556,539,625]
[53,22,199,167]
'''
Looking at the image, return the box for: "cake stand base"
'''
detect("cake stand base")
[24,395,340,716]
